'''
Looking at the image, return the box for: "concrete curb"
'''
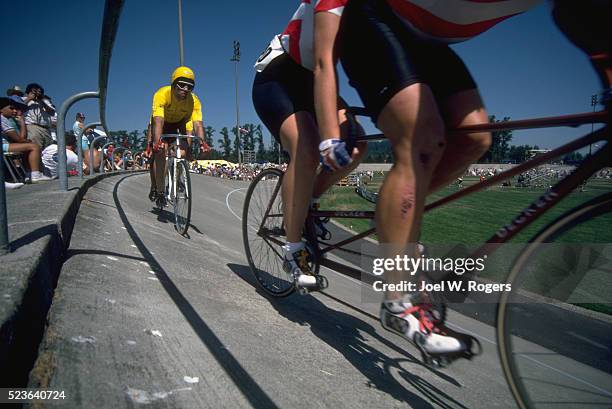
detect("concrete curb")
[0,170,145,388]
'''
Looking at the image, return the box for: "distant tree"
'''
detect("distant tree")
[255,125,266,160]
[562,151,584,165]
[480,115,512,163]
[204,126,215,148]
[507,144,538,163]
[218,127,232,159]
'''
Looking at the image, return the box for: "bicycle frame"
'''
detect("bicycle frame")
[163,134,192,203]
[310,109,610,280]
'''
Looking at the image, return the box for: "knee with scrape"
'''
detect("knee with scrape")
[400,185,415,218]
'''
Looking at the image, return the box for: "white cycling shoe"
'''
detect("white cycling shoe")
[380,295,466,356]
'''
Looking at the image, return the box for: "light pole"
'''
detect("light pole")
[231,40,241,164]
[177,0,184,66]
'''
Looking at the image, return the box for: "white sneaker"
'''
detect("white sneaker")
[5,181,24,190]
[31,174,54,182]
[282,245,317,288]
[380,295,465,355]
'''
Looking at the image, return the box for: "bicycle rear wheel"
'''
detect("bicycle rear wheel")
[174,159,191,235]
[242,168,295,297]
[497,192,612,409]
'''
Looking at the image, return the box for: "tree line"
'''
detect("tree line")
[108,116,584,165]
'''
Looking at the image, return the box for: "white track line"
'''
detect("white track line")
[225,188,246,221]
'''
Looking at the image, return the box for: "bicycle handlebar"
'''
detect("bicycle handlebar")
[160,134,196,140]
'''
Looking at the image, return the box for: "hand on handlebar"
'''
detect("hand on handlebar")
[319,138,352,172]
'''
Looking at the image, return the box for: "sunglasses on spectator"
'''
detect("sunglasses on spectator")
[175,81,194,91]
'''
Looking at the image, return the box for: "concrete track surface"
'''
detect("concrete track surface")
[29,173,612,408]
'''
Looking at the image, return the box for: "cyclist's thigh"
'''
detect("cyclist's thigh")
[252,53,316,148]
[339,0,477,125]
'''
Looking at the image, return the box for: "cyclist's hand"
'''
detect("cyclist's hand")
[200,140,211,153]
[319,138,352,172]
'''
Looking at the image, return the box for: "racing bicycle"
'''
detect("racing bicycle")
[156,133,193,236]
[242,94,611,408]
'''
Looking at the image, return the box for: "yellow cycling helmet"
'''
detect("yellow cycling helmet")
[171,66,195,85]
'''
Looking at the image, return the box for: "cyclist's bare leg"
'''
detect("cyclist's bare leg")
[375,83,446,301]
[279,111,319,243]
[428,89,491,193]
[312,109,368,198]
[153,147,167,193]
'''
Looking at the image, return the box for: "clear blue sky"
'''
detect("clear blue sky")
[1,1,603,151]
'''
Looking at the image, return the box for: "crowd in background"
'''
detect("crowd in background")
[191,162,288,182]
[2,83,147,191]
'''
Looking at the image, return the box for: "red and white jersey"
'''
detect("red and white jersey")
[255,0,346,72]
[387,0,542,43]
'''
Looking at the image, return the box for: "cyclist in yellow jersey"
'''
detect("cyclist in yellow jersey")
[147,66,211,204]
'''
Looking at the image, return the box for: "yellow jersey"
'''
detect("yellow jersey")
[151,86,202,129]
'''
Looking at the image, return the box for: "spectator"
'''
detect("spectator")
[72,112,99,172]
[1,97,52,182]
[23,83,55,150]
[41,132,79,178]
[6,85,24,97]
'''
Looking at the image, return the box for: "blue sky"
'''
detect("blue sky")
[1,1,603,151]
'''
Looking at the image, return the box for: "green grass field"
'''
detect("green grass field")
[321,175,612,244]
[320,173,612,308]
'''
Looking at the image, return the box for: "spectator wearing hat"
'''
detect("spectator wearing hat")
[0,97,52,182]
[6,85,24,97]
[23,83,55,150]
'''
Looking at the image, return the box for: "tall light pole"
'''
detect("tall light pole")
[177,0,184,65]
[231,41,241,163]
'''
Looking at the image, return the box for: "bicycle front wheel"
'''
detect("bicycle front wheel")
[497,192,612,409]
[173,160,191,235]
[242,168,295,297]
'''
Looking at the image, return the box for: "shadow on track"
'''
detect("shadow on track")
[113,174,280,409]
[227,263,467,409]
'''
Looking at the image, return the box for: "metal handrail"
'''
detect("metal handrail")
[99,0,125,139]
[56,91,100,189]
[0,143,8,254]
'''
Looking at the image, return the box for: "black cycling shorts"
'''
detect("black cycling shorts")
[338,0,477,123]
[252,53,316,143]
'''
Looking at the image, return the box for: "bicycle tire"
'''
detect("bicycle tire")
[497,192,612,409]
[242,168,322,297]
[174,160,191,235]
[242,168,294,297]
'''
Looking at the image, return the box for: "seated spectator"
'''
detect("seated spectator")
[41,132,79,178]
[1,97,52,182]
